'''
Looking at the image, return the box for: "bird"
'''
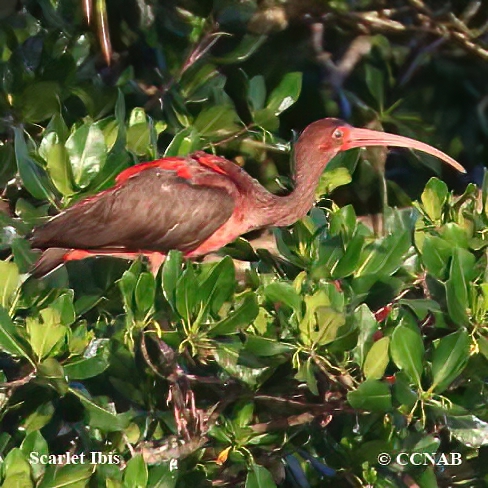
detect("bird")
[30,118,465,276]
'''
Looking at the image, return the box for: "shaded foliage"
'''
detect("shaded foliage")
[0,1,488,487]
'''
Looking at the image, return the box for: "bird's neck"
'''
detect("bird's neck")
[268,145,326,227]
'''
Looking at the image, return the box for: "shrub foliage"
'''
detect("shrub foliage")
[0,1,488,487]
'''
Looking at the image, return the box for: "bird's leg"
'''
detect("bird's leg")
[146,252,166,276]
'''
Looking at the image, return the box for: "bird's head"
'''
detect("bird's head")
[296,118,465,173]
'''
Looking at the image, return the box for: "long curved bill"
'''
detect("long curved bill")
[343,127,466,173]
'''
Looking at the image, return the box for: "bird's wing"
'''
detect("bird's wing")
[31,164,236,252]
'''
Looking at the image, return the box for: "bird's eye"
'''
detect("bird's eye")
[332,129,343,140]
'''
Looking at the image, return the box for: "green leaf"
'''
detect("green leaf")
[353,304,378,367]
[175,265,198,323]
[22,402,55,433]
[446,415,488,448]
[446,248,475,326]
[39,115,75,196]
[64,339,110,380]
[2,448,32,487]
[244,336,294,357]
[198,257,235,316]
[194,106,240,137]
[26,308,67,361]
[50,292,76,326]
[266,72,302,115]
[390,323,424,387]
[124,454,148,488]
[245,464,277,488]
[365,64,384,109]
[332,231,365,278]
[264,282,302,313]
[37,358,68,394]
[70,387,132,432]
[213,35,266,64]
[208,292,259,336]
[253,108,279,131]
[347,379,392,412]
[14,127,58,204]
[0,306,31,360]
[421,235,452,280]
[21,431,48,481]
[363,337,390,380]
[248,75,266,111]
[66,123,107,188]
[20,81,61,123]
[316,167,352,196]
[300,291,345,345]
[296,358,318,395]
[135,272,156,315]
[421,177,448,222]
[162,250,183,310]
[431,330,470,393]
[355,231,411,277]
[38,463,94,488]
[0,260,20,308]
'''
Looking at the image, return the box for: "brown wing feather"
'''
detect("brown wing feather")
[31,167,236,253]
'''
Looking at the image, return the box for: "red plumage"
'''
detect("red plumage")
[30,119,465,276]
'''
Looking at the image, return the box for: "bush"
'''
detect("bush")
[0,1,487,487]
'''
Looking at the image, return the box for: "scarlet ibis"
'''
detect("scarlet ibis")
[30,118,465,276]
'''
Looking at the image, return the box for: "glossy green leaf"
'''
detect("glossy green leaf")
[66,123,107,188]
[70,387,132,432]
[14,127,58,204]
[431,330,470,393]
[253,108,279,131]
[390,323,424,387]
[208,292,259,336]
[296,358,318,395]
[365,64,384,109]
[420,235,452,280]
[244,335,294,356]
[124,454,148,488]
[421,177,448,222]
[266,72,302,115]
[446,415,488,448]
[0,260,20,308]
[162,250,183,310]
[347,379,392,412]
[20,81,61,123]
[38,463,94,488]
[248,75,266,111]
[21,431,48,480]
[175,265,198,323]
[363,337,390,380]
[353,304,378,367]
[446,248,475,326]
[0,306,31,360]
[27,308,67,361]
[245,464,277,488]
[355,231,411,277]
[135,272,155,315]
[64,339,110,380]
[316,167,352,196]
[264,281,302,313]
[22,402,55,433]
[214,35,266,64]
[194,105,240,137]
[2,448,31,487]
[198,257,235,316]
[332,231,365,278]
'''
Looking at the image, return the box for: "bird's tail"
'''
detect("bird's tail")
[31,248,69,277]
